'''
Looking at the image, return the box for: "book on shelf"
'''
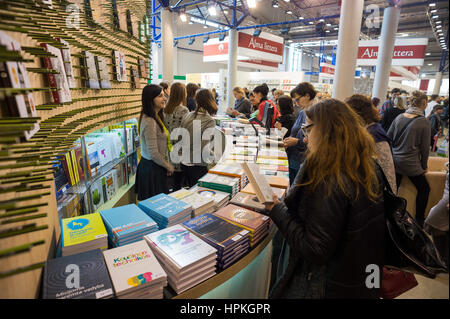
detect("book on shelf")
[101,169,117,202]
[90,178,105,212]
[138,58,146,78]
[61,212,108,257]
[114,50,127,82]
[86,142,100,178]
[0,31,39,140]
[58,38,76,88]
[100,204,158,247]
[40,43,72,104]
[241,162,274,204]
[82,51,100,89]
[74,145,87,182]
[53,161,71,201]
[43,249,114,299]
[102,240,167,299]
[95,55,111,89]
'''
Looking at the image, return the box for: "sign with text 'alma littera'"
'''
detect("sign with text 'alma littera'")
[203,30,284,66]
[357,38,428,66]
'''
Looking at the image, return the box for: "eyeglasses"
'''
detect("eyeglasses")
[301,123,314,137]
[293,95,303,104]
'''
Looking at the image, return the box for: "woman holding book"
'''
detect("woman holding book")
[164,82,189,191]
[135,84,174,200]
[226,87,252,118]
[265,99,386,299]
[181,89,219,188]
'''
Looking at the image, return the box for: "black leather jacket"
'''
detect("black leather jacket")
[269,163,386,299]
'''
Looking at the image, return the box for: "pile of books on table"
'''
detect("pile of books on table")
[144,225,217,294]
[189,185,230,210]
[138,194,192,229]
[183,213,250,271]
[214,204,270,247]
[61,212,108,257]
[103,241,167,299]
[99,204,159,247]
[168,188,215,217]
[197,173,241,198]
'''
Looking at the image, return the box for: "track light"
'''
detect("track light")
[253,29,261,37]
[189,37,195,45]
[173,40,178,47]
[219,33,226,41]
[281,27,290,35]
[247,0,256,8]
[272,1,279,8]
[203,36,210,43]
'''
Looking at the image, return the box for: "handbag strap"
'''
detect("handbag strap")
[393,116,422,145]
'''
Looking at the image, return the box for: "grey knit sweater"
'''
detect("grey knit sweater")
[387,114,431,176]
[140,114,171,170]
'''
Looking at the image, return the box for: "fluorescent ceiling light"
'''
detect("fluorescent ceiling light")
[286,10,292,14]
[204,25,208,28]
[428,63,433,65]
[191,17,219,28]
[326,23,331,26]
[429,3,436,6]
[334,27,339,30]
[309,21,314,24]
[431,9,437,13]
[224,10,228,14]
[325,30,330,33]
[436,25,442,28]
[426,53,431,55]
[208,5,217,16]
[180,13,187,22]
[432,15,439,18]
[299,16,304,20]
[283,0,290,2]
[247,0,257,8]
[319,19,324,22]
[436,21,442,24]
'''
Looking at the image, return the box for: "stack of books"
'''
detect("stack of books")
[197,173,241,197]
[189,185,230,210]
[235,136,259,148]
[144,225,217,294]
[230,192,265,213]
[61,213,108,257]
[256,157,289,167]
[208,164,249,190]
[257,149,288,160]
[99,204,159,247]
[229,147,258,162]
[103,241,167,299]
[214,204,270,247]
[138,194,192,229]
[168,189,215,217]
[183,213,250,271]
[43,249,114,299]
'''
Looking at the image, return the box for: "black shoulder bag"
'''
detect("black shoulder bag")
[379,166,448,278]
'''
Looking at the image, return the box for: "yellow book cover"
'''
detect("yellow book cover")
[70,149,80,184]
[61,212,108,247]
[65,152,75,186]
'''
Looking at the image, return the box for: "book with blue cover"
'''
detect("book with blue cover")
[182,213,249,254]
[43,249,114,299]
[138,194,192,229]
[100,204,158,247]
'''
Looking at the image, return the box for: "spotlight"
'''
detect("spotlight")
[272,1,279,8]
[173,40,178,47]
[180,12,187,22]
[189,37,195,45]
[281,27,290,35]
[286,10,292,14]
[219,33,226,41]
[253,29,262,37]
[203,36,210,43]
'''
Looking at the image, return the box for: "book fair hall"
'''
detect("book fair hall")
[1,0,449,305]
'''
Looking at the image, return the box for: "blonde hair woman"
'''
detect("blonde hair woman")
[226,87,252,118]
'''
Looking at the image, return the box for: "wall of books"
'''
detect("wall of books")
[0,0,150,298]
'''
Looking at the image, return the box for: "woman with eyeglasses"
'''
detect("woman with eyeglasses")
[135,84,174,200]
[265,98,386,299]
[284,82,317,185]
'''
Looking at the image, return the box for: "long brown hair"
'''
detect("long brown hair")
[194,89,218,117]
[164,82,187,114]
[298,99,381,202]
[345,94,381,125]
[139,84,164,132]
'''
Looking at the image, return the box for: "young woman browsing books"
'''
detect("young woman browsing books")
[135,84,174,200]
[253,83,280,128]
[164,82,189,191]
[181,89,219,187]
[265,99,386,299]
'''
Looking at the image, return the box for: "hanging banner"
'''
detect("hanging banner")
[357,38,428,66]
[203,30,284,65]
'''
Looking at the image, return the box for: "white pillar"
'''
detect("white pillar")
[160,9,174,83]
[332,0,364,100]
[226,28,238,109]
[151,42,159,84]
[433,71,443,95]
[372,6,401,104]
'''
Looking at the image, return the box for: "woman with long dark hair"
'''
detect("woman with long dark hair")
[253,83,279,128]
[265,99,386,299]
[135,84,174,200]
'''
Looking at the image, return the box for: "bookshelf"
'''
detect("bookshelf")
[0,0,150,298]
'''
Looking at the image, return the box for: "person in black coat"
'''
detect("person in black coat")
[380,96,405,133]
[265,99,386,299]
[274,95,296,138]
[186,83,199,112]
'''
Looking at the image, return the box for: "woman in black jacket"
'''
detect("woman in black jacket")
[265,99,386,299]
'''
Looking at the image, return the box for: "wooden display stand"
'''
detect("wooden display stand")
[0,0,150,298]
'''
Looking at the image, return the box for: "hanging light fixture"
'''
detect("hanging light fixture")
[272,1,279,8]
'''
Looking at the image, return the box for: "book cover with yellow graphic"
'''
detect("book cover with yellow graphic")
[61,212,108,248]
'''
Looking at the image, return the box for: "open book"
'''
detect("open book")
[241,162,275,204]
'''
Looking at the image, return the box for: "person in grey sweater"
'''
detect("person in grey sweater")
[135,84,174,200]
[181,88,218,187]
[387,90,431,227]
